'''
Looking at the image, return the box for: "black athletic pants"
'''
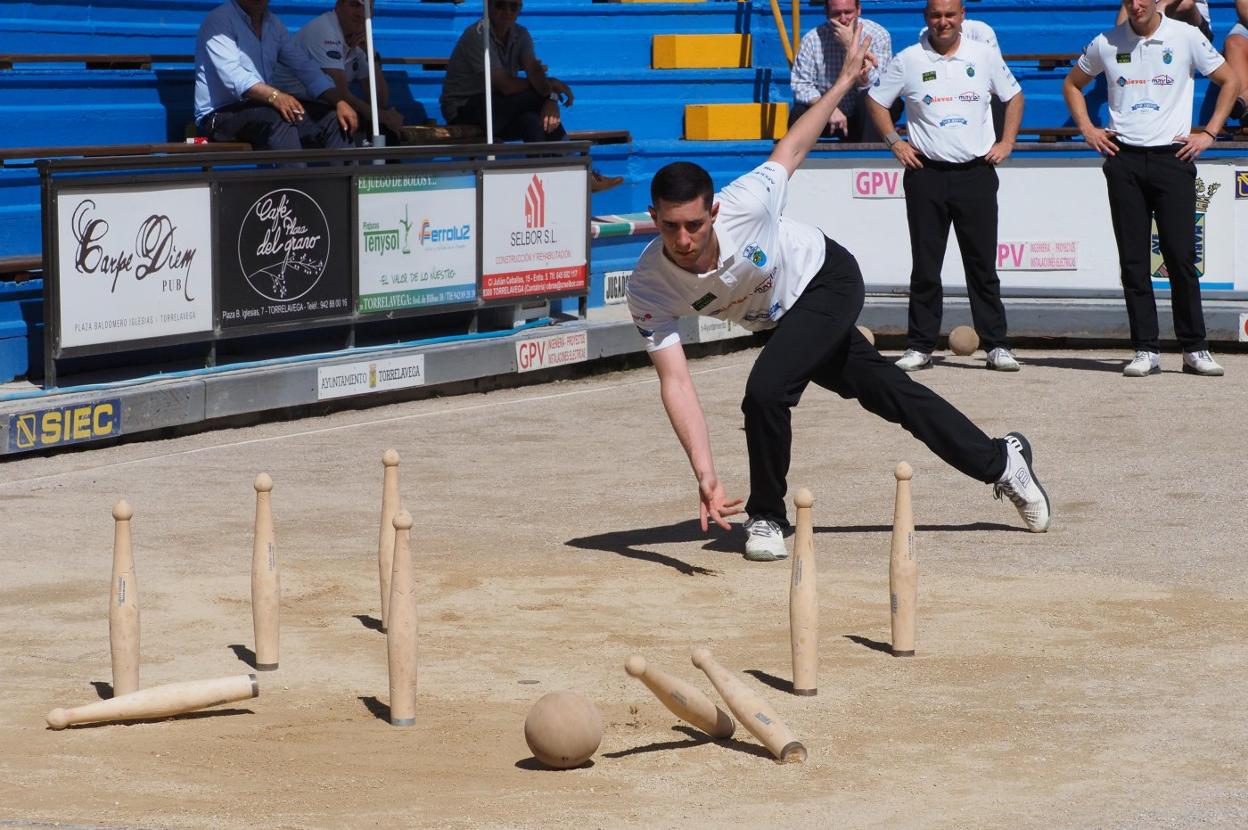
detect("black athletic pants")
[451,89,567,143]
[902,158,1009,354]
[741,237,1008,526]
[198,100,351,152]
[1103,145,1209,353]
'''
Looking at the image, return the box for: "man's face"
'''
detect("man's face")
[924,0,965,49]
[650,198,718,272]
[337,0,368,39]
[489,0,522,35]
[825,0,860,28]
[1124,0,1157,26]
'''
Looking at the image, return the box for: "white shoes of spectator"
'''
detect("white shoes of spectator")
[1182,350,1224,377]
[986,347,1020,372]
[1123,350,1161,377]
[743,518,789,562]
[895,350,932,372]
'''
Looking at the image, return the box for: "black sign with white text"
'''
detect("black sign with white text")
[217,178,351,328]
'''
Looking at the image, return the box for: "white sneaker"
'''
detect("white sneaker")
[993,432,1051,533]
[895,350,931,372]
[1123,351,1161,377]
[1182,350,1224,377]
[744,518,789,562]
[986,347,1020,372]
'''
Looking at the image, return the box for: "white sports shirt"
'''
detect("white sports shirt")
[272,10,369,98]
[917,18,999,50]
[1076,16,1224,147]
[627,162,827,353]
[869,36,1020,163]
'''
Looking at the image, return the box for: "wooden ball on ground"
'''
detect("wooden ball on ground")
[949,325,979,356]
[856,325,875,346]
[523,691,603,769]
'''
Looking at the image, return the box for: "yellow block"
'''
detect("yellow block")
[652,34,752,69]
[685,103,788,140]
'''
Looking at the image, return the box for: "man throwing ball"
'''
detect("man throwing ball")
[626,23,1051,561]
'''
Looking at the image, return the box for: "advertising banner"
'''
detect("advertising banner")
[481,168,588,301]
[357,173,477,313]
[788,158,1246,294]
[316,354,426,400]
[218,178,352,328]
[55,184,213,349]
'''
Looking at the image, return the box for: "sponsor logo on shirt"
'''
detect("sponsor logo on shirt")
[743,309,773,323]
[940,117,969,127]
[1151,74,1173,86]
[957,91,981,102]
[921,95,953,106]
[922,71,937,82]
[1116,77,1146,87]
[1116,53,1132,64]
[1131,99,1161,111]
[691,292,717,311]
[966,64,976,77]
[636,326,654,338]
[1162,48,1173,64]
[742,243,767,267]
[327,50,342,60]
[767,302,783,320]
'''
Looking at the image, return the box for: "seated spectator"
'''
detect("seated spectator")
[440,0,621,192]
[273,0,404,143]
[1226,0,1248,121]
[195,0,358,151]
[790,0,893,141]
[1116,0,1212,40]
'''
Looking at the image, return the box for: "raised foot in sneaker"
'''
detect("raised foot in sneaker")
[994,432,1051,533]
[743,518,789,561]
[895,349,931,372]
[986,347,1020,372]
[1182,350,1224,376]
[1122,350,1160,377]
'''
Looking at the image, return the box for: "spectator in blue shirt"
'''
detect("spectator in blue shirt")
[195,0,359,151]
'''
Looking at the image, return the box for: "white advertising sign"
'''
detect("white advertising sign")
[316,354,426,400]
[515,331,588,373]
[357,173,477,313]
[482,167,588,301]
[697,317,752,342]
[788,158,1246,294]
[56,184,213,348]
[1239,313,1248,343]
[603,270,631,305]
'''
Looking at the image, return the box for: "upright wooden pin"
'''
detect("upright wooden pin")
[789,488,817,695]
[251,473,279,671]
[386,510,417,727]
[109,500,140,697]
[377,449,400,632]
[625,655,735,739]
[890,462,917,657]
[691,648,806,763]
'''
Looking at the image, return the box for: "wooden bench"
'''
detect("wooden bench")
[1002,53,1079,70]
[0,255,41,281]
[0,142,253,167]
[399,124,631,146]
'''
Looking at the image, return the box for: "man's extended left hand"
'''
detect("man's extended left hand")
[1176,130,1214,161]
[985,139,1015,164]
[336,100,359,134]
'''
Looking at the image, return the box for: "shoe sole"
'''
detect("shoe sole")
[744,548,789,562]
[1123,365,1161,377]
[1182,364,1224,377]
[987,363,1020,372]
[896,362,931,372]
[1005,431,1051,533]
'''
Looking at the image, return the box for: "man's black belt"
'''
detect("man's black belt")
[1116,142,1183,153]
[915,155,988,171]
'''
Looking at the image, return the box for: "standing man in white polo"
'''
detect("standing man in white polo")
[866,0,1024,374]
[1063,0,1240,377]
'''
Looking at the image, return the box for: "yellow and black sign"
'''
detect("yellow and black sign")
[1236,170,1248,200]
[7,399,122,452]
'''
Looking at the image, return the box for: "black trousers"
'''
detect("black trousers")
[450,89,567,143]
[1102,145,1208,352]
[902,159,1009,353]
[741,237,1008,526]
[198,100,351,151]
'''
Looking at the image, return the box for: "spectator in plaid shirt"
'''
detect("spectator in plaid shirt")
[789,0,895,140]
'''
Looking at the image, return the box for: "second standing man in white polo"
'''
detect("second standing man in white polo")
[867,0,1024,373]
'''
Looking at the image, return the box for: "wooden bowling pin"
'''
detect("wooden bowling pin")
[691,648,806,763]
[789,488,817,696]
[386,510,417,727]
[109,500,140,697]
[890,462,917,657]
[251,473,279,671]
[377,450,400,632]
[47,674,259,730]
[624,655,734,739]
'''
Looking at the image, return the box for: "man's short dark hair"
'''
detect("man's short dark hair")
[650,162,714,209]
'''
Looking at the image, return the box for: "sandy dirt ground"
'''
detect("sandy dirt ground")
[1,346,1246,830]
